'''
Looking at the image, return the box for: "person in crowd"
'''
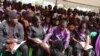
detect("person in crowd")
[0,11,5,24]
[18,11,29,40]
[49,40,64,56]
[95,19,100,56]
[93,22,100,33]
[28,38,64,56]
[27,16,47,56]
[44,19,72,56]
[0,11,28,56]
[95,33,100,56]
[37,40,65,56]
[71,22,94,56]
[42,16,52,34]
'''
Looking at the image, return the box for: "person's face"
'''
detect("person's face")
[46,17,50,23]
[80,24,87,33]
[9,18,18,24]
[60,21,67,28]
[80,28,86,33]
[36,19,41,26]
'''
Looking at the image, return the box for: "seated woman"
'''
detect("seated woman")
[27,16,47,56]
[71,23,94,56]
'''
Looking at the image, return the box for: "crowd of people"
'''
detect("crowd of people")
[0,1,100,56]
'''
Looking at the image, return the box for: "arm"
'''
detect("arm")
[84,30,91,50]
[71,30,79,43]
[72,34,79,43]
[5,38,17,52]
[84,35,91,50]
[63,31,70,50]
[28,35,50,53]
[43,26,55,43]
[39,42,50,54]
[17,23,24,42]
[27,26,36,41]
[44,33,52,43]
[28,36,42,44]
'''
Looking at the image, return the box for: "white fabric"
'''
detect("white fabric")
[79,42,93,50]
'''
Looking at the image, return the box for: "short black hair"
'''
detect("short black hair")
[31,16,41,24]
[59,19,68,25]
[53,40,64,51]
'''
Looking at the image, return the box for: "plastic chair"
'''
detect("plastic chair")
[3,50,21,56]
[0,51,3,56]
[28,47,33,56]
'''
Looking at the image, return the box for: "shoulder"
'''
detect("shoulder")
[52,26,59,30]
[27,25,36,31]
[17,22,23,26]
[2,20,7,24]
[16,22,23,29]
[1,20,8,27]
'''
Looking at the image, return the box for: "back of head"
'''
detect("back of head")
[50,41,64,56]
[51,40,64,51]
